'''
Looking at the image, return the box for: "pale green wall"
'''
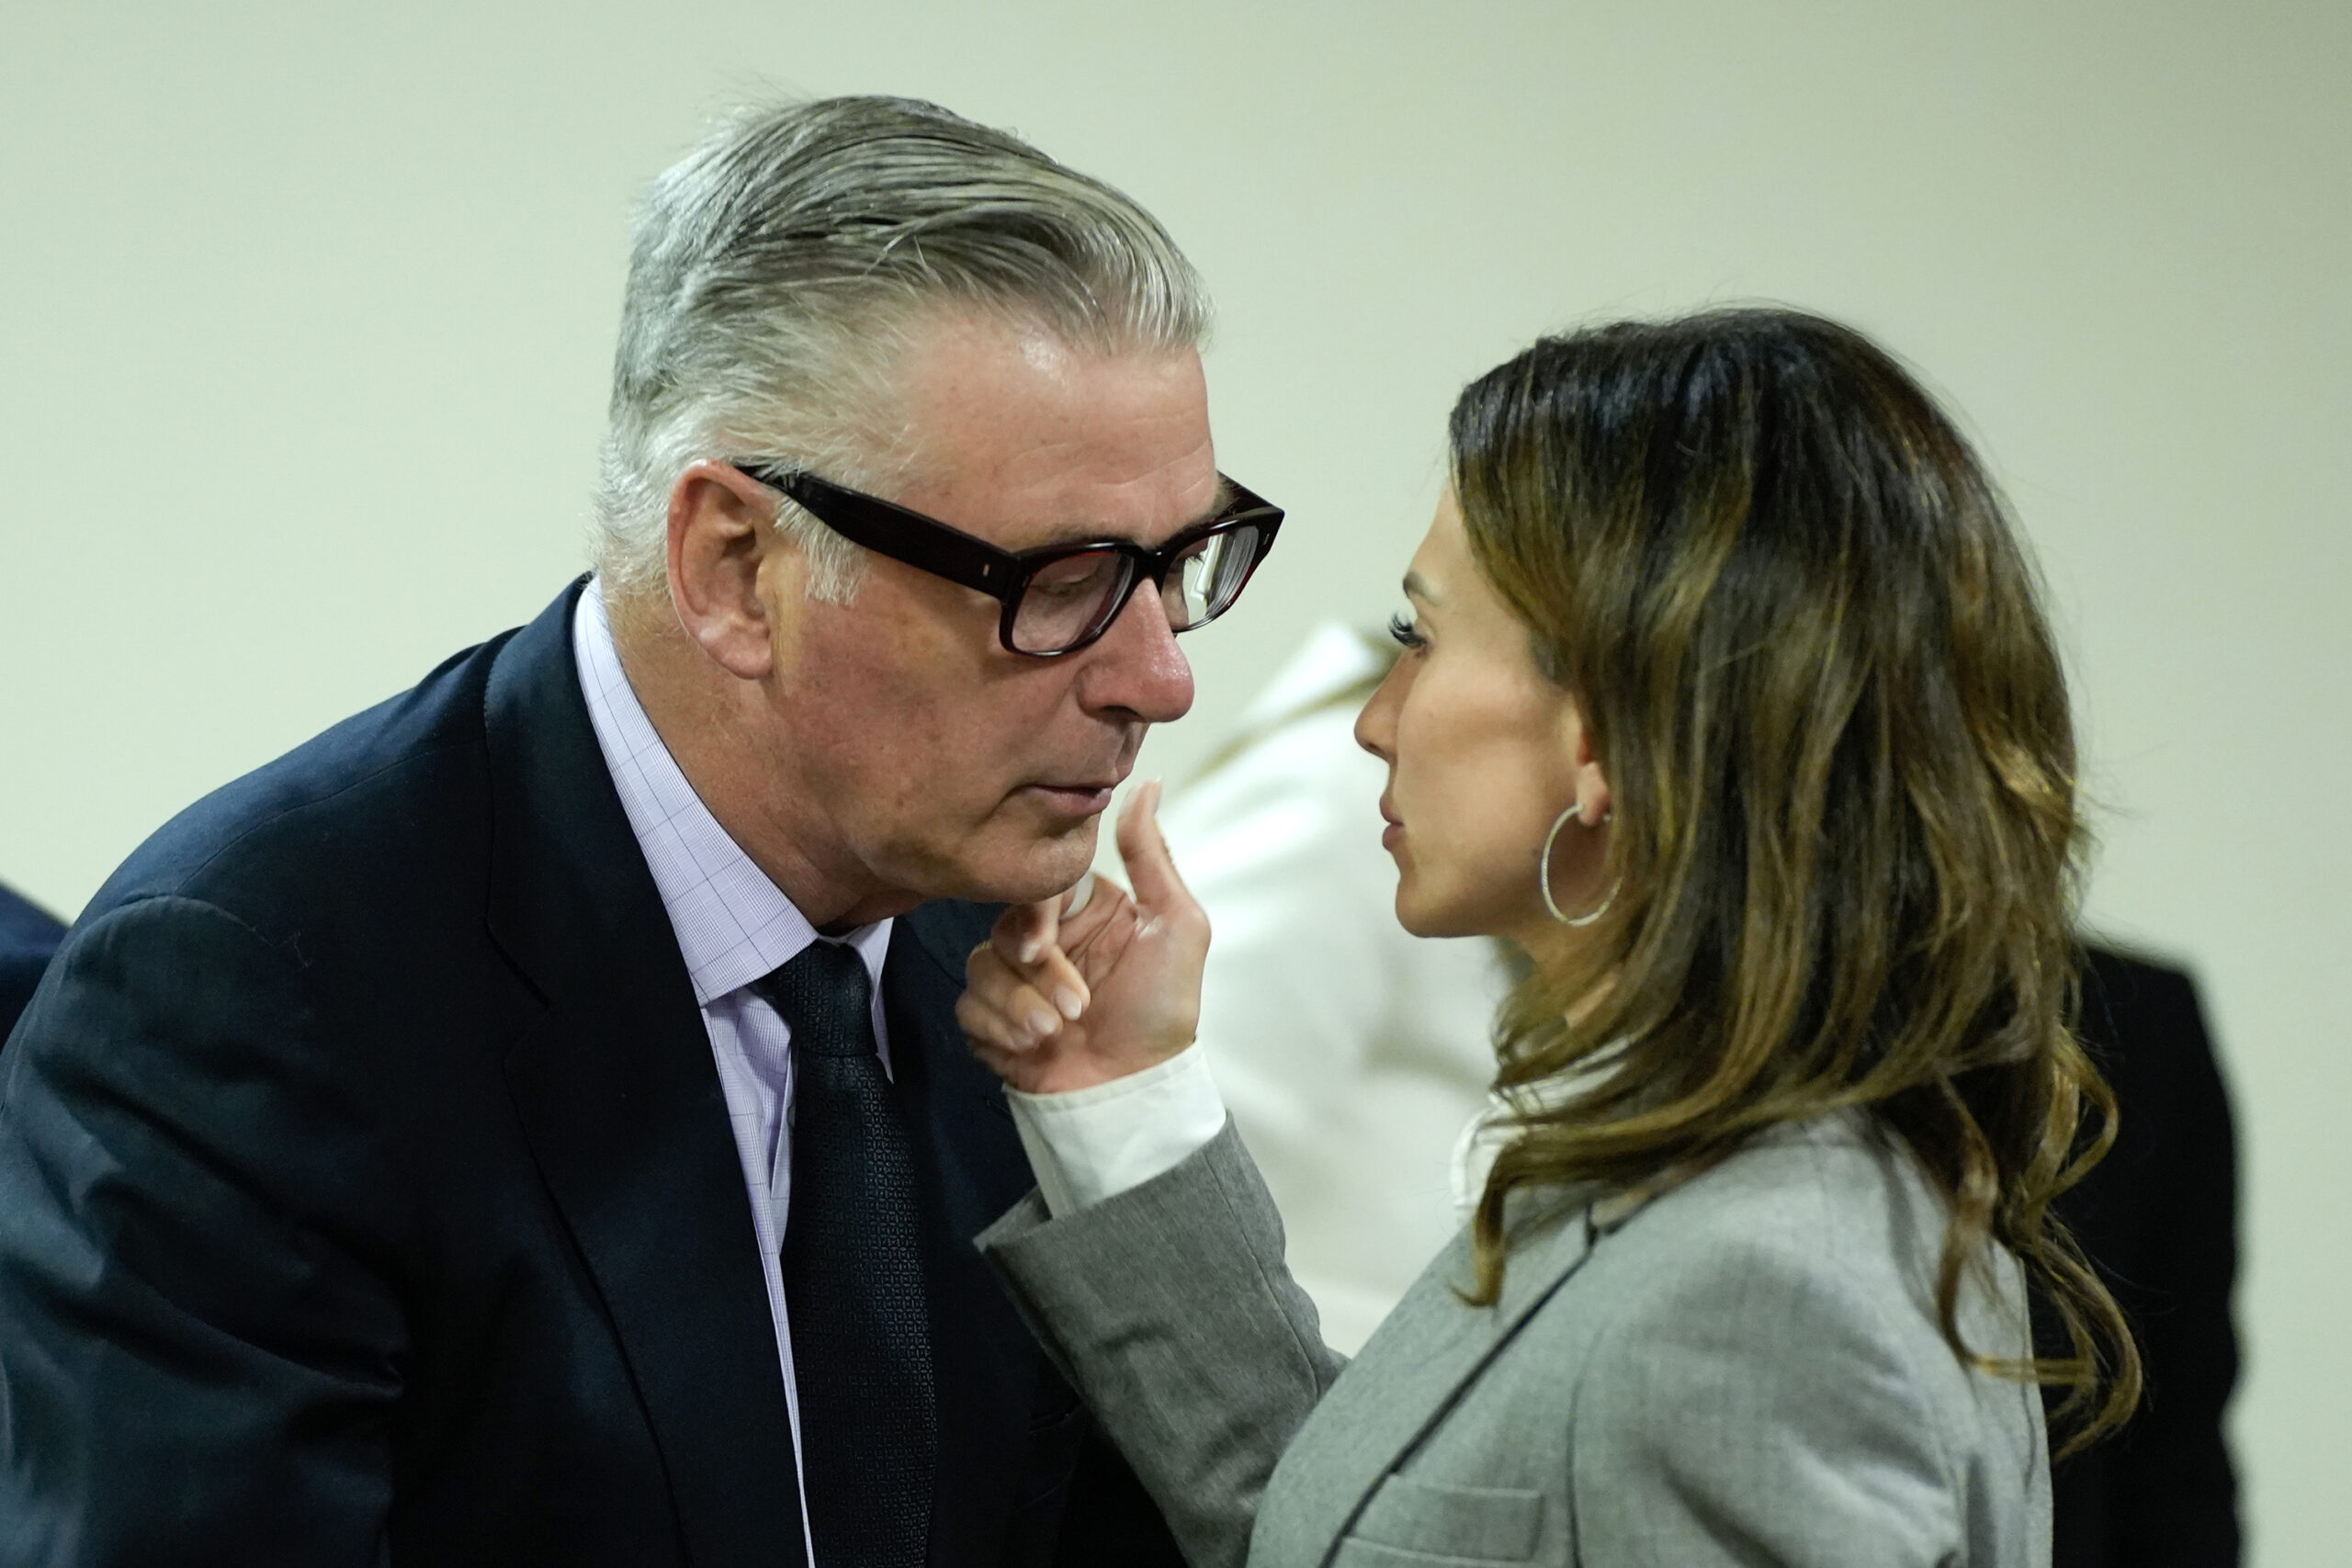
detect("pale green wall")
[2,2,2344,1557]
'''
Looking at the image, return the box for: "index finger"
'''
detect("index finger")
[995,872,1106,964]
[1115,781,1199,921]
[988,888,1094,1022]
[993,896,1061,968]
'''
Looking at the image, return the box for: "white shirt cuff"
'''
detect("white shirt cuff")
[1005,1045,1228,1217]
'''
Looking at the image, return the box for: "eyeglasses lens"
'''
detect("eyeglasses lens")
[1162,525,1264,630]
[1008,522,1270,654]
[1010,550,1134,654]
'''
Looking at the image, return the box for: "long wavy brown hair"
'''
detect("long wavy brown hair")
[1453,307,2139,1453]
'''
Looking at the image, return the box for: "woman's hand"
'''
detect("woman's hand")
[959,782,1208,1095]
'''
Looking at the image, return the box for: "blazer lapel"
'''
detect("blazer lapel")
[1253,1196,1604,1564]
[484,582,802,1568]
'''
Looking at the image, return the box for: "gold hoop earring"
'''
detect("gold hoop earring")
[1540,803,1616,928]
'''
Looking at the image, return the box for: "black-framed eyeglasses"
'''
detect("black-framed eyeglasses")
[732,461,1283,658]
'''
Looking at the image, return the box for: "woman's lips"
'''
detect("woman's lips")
[1379,800,1403,851]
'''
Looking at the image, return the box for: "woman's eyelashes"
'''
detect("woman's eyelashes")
[1387,612,1428,651]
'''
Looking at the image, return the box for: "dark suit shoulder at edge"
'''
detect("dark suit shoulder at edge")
[79,628,521,926]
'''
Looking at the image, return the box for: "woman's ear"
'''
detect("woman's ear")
[1576,758,1612,825]
[666,460,786,680]
[1562,696,1611,823]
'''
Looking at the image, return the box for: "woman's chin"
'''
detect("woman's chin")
[1391,886,1479,941]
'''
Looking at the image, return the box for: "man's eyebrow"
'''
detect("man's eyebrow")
[1160,474,1239,538]
[1030,475,1238,550]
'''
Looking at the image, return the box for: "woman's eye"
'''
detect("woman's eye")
[1387,613,1428,650]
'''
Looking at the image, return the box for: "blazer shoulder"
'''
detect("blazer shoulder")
[1570,1155,1958,1403]
[83,620,544,942]
[0,885,65,953]
[0,885,68,1043]
[1621,1118,1923,1254]
[1557,1122,2041,1567]
[1571,1118,1993,1368]
[1563,1227,1984,1568]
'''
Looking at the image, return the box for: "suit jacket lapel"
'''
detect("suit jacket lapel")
[1253,1197,1604,1564]
[484,581,803,1567]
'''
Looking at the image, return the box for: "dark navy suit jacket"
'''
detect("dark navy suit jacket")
[2048,944,2243,1568]
[0,883,64,1045]
[0,581,1179,1567]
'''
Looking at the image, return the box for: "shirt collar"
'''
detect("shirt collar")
[571,578,890,1007]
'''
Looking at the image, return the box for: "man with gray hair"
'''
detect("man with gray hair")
[0,96,1278,1566]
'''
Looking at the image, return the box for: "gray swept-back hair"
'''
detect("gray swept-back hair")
[592,96,1212,609]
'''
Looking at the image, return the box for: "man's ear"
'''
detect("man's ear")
[666,460,788,680]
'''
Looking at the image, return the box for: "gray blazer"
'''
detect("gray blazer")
[981,1111,2050,1567]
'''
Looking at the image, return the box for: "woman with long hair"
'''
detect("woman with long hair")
[958,307,2138,1567]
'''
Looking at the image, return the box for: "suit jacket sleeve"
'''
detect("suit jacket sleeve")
[0,895,408,1565]
[979,1121,1346,1568]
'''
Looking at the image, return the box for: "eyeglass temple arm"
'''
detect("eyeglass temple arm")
[1218,479,1283,560]
[762,468,1021,603]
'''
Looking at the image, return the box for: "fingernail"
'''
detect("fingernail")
[1018,937,1042,964]
[1055,987,1085,1021]
[1027,1004,1061,1038]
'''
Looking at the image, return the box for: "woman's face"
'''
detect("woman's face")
[1355,489,1611,944]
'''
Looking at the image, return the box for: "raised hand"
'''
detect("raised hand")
[958,781,1209,1095]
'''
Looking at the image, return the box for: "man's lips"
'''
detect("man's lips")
[1379,797,1404,850]
[1028,781,1121,816]
[1024,740,1140,818]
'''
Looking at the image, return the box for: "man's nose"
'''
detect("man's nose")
[1076,583,1194,723]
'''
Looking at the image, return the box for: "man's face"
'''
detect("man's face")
[759,311,1217,919]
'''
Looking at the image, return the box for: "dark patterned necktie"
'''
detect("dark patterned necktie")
[754,941,935,1568]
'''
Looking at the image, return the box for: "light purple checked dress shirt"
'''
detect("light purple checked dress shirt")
[571,580,893,1565]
